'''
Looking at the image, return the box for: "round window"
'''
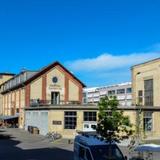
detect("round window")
[52,76,58,83]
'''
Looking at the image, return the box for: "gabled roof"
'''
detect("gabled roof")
[1,61,86,94]
[24,61,86,87]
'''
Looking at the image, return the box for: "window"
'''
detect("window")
[91,145,124,160]
[84,124,89,129]
[51,92,60,105]
[144,79,153,106]
[143,112,152,132]
[108,90,115,95]
[86,149,92,160]
[79,147,92,160]
[83,93,87,103]
[126,88,132,93]
[84,112,97,121]
[64,111,77,129]
[83,98,87,103]
[117,89,125,94]
[79,146,85,158]
[83,92,87,97]
[91,124,97,130]
[16,108,19,113]
[138,90,143,105]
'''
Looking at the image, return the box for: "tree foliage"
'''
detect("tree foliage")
[97,96,133,142]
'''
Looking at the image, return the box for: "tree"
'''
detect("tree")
[97,96,133,142]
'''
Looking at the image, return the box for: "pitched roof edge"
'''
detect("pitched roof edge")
[131,57,160,69]
[24,61,86,87]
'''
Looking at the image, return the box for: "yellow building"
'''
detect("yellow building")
[1,58,160,139]
[24,105,137,138]
[0,73,15,115]
[0,61,85,129]
[132,58,160,139]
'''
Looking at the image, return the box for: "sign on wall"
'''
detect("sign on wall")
[52,121,62,125]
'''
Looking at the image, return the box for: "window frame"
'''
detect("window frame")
[144,79,153,106]
[83,111,97,122]
[143,111,153,132]
[117,89,125,94]
[108,90,116,95]
[64,111,77,129]
[126,88,132,93]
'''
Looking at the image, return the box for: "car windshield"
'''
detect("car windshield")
[90,144,125,160]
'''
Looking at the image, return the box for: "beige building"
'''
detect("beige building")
[1,58,160,139]
[132,58,160,139]
[0,61,85,129]
[0,62,133,138]
[25,105,136,138]
[0,73,15,86]
[0,73,15,115]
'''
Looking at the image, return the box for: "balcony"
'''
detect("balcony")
[30,99,81,107]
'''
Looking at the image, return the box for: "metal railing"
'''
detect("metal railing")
[30,99,81,107]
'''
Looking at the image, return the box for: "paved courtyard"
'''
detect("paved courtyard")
[0,128,73,160]
[0,128,160,160]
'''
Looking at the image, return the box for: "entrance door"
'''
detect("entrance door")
[51,92,60,105]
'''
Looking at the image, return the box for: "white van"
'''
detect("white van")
[74,134,126,160]
[83,122,97,132]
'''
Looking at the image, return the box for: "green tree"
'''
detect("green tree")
[97,96,133,142]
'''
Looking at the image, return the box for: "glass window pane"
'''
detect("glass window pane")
[117,89,125,94]
[64,111,77,129]
[84,112,97,121]
[144,79,153,106]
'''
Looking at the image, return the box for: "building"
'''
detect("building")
[0,73,15,86]
[131,58,160,139]
[83,82,132,106]
[1,58,160,139]
[0,73,15,115]
[0,61,85,130]
[0,62,136,139]
[83,87,98,104]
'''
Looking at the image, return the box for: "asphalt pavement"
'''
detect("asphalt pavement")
[1,128,160,160]
[0,128,73,160]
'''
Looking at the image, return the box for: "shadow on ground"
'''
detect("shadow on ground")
[0,129,73,160]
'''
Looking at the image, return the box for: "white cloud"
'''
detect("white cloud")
[66,52,160,72]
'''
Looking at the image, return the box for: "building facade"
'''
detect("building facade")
[83,82,132,106]
[1,58,160,139]
[25,105,136,138]
[0,73,15,115]
[0,62,85,128]
[132,58,160,139]
[0,73,15,86]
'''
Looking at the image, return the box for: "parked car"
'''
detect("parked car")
[83,122,97,132]
[74,134,127,160]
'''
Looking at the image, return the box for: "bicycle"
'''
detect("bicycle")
[45,132,62,142]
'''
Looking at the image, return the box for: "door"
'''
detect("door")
[39,111,48,135]
[51,92,60,105]
[25,111,48,135]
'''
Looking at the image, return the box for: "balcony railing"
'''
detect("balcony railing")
[30,99,81,107]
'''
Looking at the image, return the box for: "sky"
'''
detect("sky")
[0,0,160,87]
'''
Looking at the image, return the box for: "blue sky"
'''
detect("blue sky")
[0,0,160,87]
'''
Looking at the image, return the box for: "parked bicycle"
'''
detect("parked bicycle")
[45,132,62,142]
